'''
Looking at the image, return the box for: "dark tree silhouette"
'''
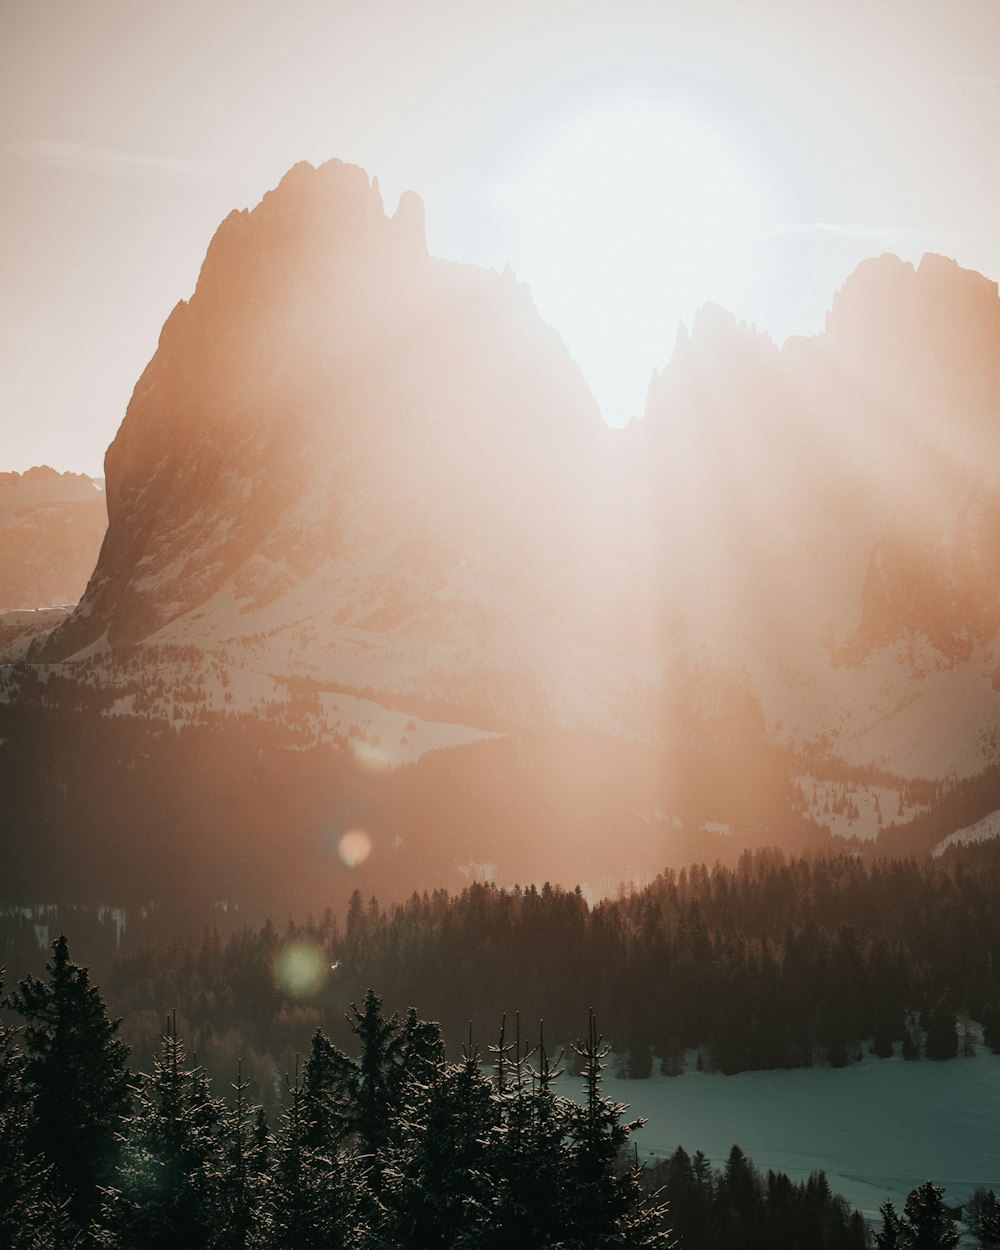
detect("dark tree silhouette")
[6,935,130,1224]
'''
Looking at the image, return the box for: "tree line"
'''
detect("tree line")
[0,938,883,1248]
[97,844,1000,1089]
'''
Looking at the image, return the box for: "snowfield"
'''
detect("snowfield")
[570,1041,1000,1228]
[934,808,1000,856]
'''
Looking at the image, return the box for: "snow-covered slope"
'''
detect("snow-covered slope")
[934,809,1000,856]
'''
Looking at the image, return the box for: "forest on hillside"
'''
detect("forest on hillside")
[0,939,885,1250]
[3,844,997,1107]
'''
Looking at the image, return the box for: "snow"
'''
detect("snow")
[795,773,928,841]
[934,808,1000,857]
[0,606,74,663]
[52,640,501,767]
[125,493,668,742]
[317,691,494,765]
[571,1043,1000,1226]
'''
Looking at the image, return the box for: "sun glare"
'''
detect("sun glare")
[496,97,780,424]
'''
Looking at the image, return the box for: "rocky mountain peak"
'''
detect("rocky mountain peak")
[39,160,609,713]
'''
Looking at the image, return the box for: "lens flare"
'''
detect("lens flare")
[338,829,372,868]
[274,942,327,998]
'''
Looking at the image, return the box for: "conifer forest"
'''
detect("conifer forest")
[4,845,1000,1246]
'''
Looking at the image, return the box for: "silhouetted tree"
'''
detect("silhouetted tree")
[99,1018,222,1250]
[0,973,72,1248]
[6,935,130,1224]
[257,1058,359,1250]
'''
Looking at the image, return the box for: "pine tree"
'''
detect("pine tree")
[6,935,130,1225]
[397,1006,446,1086]
[717,1144,765,1250]
[255,1058,359,1250]
[100,1016,223,1250]
[301,1029,354,1152]
[875,1200,905,1250]
[562,1010,654,1248]
[618,1150,674,1249]
[660,1146,706,1244]
[902,1180,959,1250]
[347,988,404,1187]
[212,1061,269,1250]
[480,1017,570,1249]
[967,1188,1000,1250]
[380,1026,494,1249]
[0,972,72,1249]
[978,1189,1000,1250]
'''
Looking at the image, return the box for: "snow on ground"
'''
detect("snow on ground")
[795,773,929,841]
[0,606,74,664]
[829,644,1000,781]
[562,1044,1000,1226]
[86,643,501,765]
[934,808,1000,857]
[316,690,497,765]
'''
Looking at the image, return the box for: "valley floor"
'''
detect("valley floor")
[584,1041,1000,1226]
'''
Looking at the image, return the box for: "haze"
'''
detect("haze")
[3,0,1000,475]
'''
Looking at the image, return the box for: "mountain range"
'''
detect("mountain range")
[5,158,1000,908]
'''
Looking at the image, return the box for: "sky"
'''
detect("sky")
[3,0,1000,476]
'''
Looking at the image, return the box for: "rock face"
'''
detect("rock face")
[828,256,1000,667]
[27,161,1000,862]
[630,252,1000,784]
[41,159,643,732]
[0,466,106,612]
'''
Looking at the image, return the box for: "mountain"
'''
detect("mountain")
[6,162,1000,906]
[0,466,106,612]
[0,467,107,661]
[637,255,1000,791]
[39,160,648,735]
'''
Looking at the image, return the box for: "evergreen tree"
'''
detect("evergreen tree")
[255,1059,359,1250]
[6,935,130,1224]
[380,1028,494,1249]
[717,1144,765,1250]
[480,1018,571,1249]
[301,1029,354,1152]
[874,1197,906,1247]
[99,1017,223,1250]
[0,973,72,1249]
[967,1188,1000,1250]
[562,1010,656,1248]
[659,1146,704,1242]
[616,1147,674,1250]
[902,1180,959,1250]
[212,1061,269,1250]
[397,1005,446,1086]
[978,1189,1000,1250]
[347,988,404,1187]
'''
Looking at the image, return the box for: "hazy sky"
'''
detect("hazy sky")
[3,0,1000,475]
